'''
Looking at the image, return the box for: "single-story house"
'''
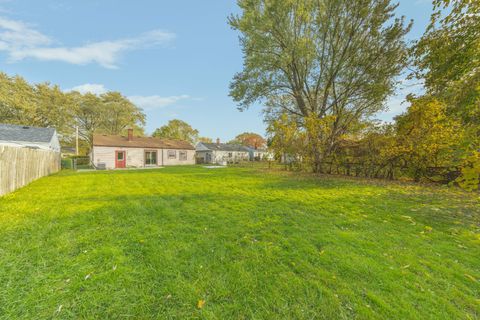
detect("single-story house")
[196,139,250,164]
[245,147,273,161]
[91,129,195,169]
[0,123,60,152]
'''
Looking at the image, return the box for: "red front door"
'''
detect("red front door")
[115,151,126,168]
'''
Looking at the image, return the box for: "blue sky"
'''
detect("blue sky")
[0,0,432,141]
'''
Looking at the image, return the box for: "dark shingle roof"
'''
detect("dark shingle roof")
[200,143,249,152]
[246,147,268,152]
[0,123,55,143]
[93,134,195,150]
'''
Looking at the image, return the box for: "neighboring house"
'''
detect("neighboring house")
[91,129,195,169]
[245,147,273,161]
[196,139,250,164]
[0,123,60,152]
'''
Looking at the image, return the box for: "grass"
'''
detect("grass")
[0,166,479,319]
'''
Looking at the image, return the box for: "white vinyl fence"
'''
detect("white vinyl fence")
[0,146,60,196]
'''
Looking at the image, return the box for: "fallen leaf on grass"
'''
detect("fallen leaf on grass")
[197,299,206,309]
[84,274,91,280]
[465,274,477,282]
[401,264,411,269]
[319,250,325,255]
[55,305,63,314]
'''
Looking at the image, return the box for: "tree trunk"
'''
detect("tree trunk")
[312,151,322,173]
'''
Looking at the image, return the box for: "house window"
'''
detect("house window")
[145,151,157,165]
[179,151,187,161]
[168,150,176,159]
[228,152,233,158]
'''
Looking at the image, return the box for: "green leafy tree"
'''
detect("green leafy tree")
[74,92,146,148]
[0,73,76,143]
[456,153,480,191]
[100,92,146,136]
[229,132,266,149]
[413,0,480,125]
[34,83,76,141]
[0,73,35,124]
[229,0,411,172]
[152,119,199,144]
[394,96,463,182]
[73,92,104,147]
[0,73,147,150]
[413,0,479,189]
[267,113,305,169]
[198,137,213,143]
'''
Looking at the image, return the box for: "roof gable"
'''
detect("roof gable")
[0,123,55,143]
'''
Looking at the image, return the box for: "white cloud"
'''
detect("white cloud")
[0,17,51,48]
[0,17,175,68]
[67,83,108,95]
[66,83,191,110]
[128,94,190,110]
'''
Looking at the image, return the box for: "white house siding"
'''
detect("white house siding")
[195,150,249,164]
[0,140,50,150]
[92,146,194,169]
[161,149,196,166]
[249,150,273,161]
[92,146,142,169]
[212,150,249,164]
[0,132,60,152]
[195,150,210,163]
[49,131,61,152]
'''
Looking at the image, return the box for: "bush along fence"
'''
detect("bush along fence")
[0,146,60,196]
[280,156,479,190]
[61,156,93,170]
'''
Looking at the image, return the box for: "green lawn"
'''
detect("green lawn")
[0,166,479,319]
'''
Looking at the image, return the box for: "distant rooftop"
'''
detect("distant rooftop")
[0,123,56,143]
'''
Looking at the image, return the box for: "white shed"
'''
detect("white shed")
[0,123,60,152]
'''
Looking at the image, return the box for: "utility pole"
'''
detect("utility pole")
[75,126,79,155]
